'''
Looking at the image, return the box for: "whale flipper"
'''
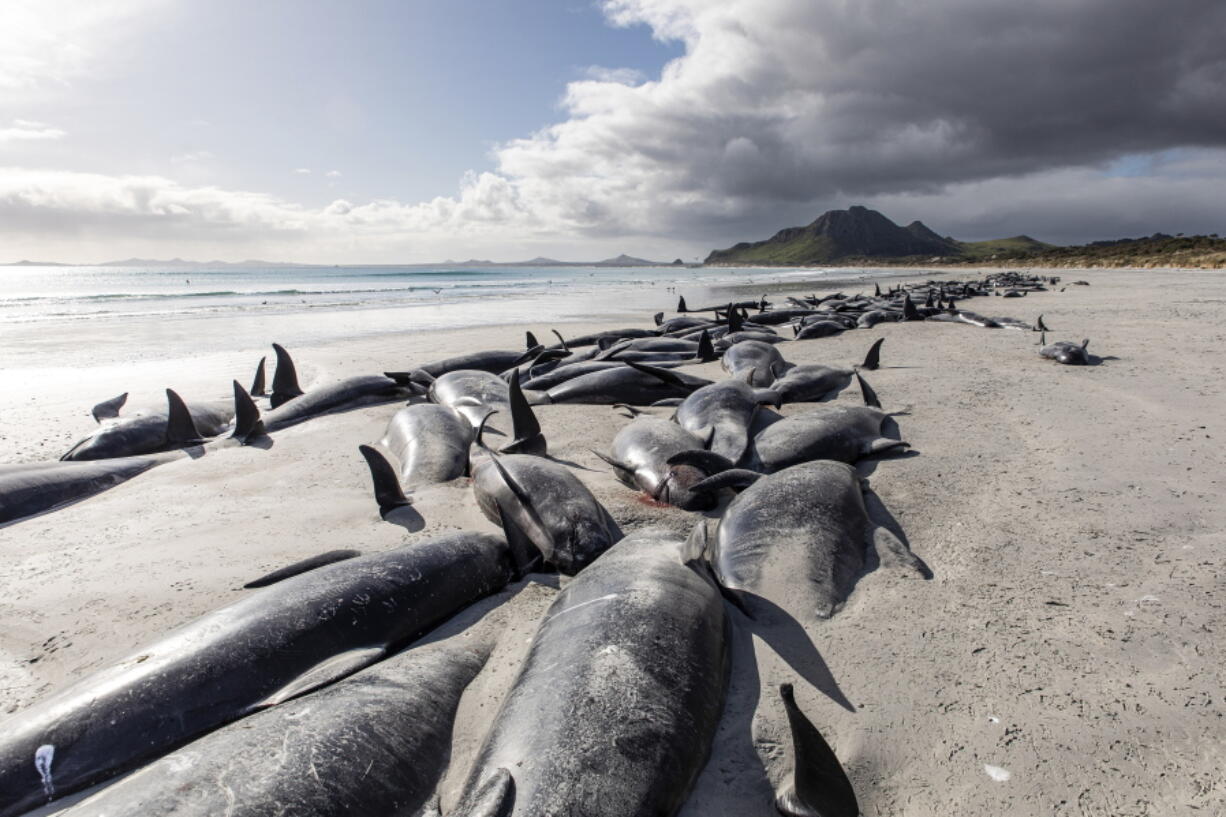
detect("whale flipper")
[91,392,128,423]
[666,449,737,475]
[243,549,362,588]
[256,647,387,708]
[358,444,411,516]
[776,683,859,817]
[454,768,515,817]
[250,356,267,397]
[690,468,761,494]
[231,380,265,444]
[270,343,304,408]
[165,389,203,446]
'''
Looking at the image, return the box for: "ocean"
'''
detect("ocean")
[0,263,896,370]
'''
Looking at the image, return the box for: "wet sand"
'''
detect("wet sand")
[2,268,1222,815]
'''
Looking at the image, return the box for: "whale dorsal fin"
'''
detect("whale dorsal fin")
[165,389,203,445]
[727,303,743,333]
[776,683,859,817]
[678,295,688,313]
[500,369,546,456]
[696,329,715,362]
[270,343,305,408]
[855,372,881,409]
[859,338,884,371]
[525,331,539,349]
[550,329,570,353]
[231,380,265,444]
[91,392,128,423]
[653,311,664,326]
[249,356,267,397]
[358,444,411,516]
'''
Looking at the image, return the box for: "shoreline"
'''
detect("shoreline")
[2,267,1223,815]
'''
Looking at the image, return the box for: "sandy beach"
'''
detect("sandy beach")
[2,267,1222,816]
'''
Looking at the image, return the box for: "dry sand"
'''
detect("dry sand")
[1,268,1223,815]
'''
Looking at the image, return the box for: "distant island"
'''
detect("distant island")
[705,205,1226,269]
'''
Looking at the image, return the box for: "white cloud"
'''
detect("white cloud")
[3,0,1225,261]
[584,66,646,85]
[0,120,66,142]
[170,150,213,164]
[293,168,311,175]
[325,170,342,178]
[0,0,166,89]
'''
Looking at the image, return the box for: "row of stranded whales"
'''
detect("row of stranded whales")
[3,269,1099,816]
[0,533,514,817]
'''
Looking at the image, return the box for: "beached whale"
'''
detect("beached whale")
[544,361,712,405]
[57,635,493,817]
[61,389,232,461]
[1041,337,1092,365]
[451,531,728,817]
[380,403,474,487]
[721,340,792,386]
[595,415,724,511]
[749,401,907,471]
[471,448,615,575]
[675,378,780,464]
[428,369,510,427]
[696,460,924,623]
[0,532,514,817]
[794,320,848,340]
[259,345,409,431]
[0,455,169,526]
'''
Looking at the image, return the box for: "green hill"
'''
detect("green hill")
[705,206,958,265]
[705,209,1226,268]
[957,235,1055,259]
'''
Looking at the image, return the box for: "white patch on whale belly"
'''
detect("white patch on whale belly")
[34,744,55,798]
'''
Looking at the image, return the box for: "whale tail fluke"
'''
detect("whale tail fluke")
[358,444,411,516]
[231,380,266,444]
[165,389,204,446]
[270,343,305,408]
[776,683,859,817]
[250,356,267,397]
[91,392,128,423]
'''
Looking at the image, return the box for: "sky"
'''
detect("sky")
[1,0,1224,264]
